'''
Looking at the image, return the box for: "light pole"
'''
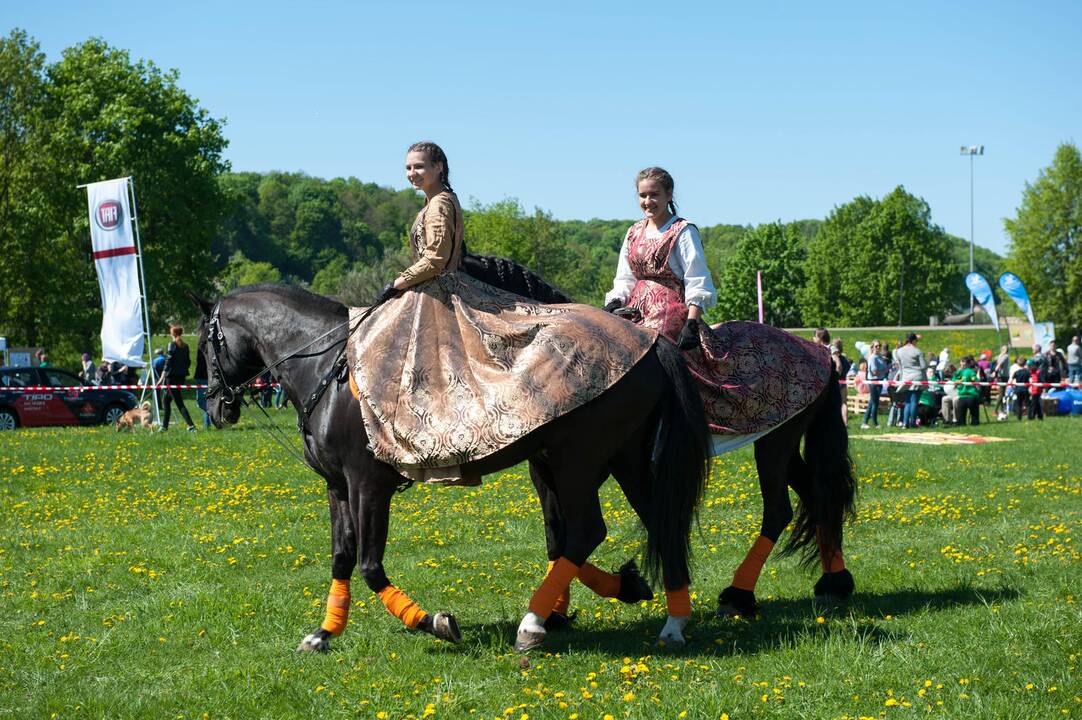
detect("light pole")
[960,145,984,320]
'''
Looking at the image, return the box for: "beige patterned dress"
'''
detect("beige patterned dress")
[347,191,656,484]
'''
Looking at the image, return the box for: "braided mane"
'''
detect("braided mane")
[460,252,572,304]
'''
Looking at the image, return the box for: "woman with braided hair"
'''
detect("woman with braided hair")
[346,142,655,486]
[604,167,716,350]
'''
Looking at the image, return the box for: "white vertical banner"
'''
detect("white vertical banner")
[85,177,146,367]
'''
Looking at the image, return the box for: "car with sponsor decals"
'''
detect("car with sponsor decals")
[0,366,139,430]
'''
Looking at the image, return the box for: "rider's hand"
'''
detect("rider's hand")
[603,299,623,313]
[676,318,701,351]
[376,283,401,304]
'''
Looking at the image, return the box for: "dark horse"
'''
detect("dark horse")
[189,281,709,653]
[462,258,859,621]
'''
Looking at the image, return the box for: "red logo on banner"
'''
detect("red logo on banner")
[95,200,123,231]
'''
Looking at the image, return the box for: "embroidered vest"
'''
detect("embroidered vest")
[625,218,692,342]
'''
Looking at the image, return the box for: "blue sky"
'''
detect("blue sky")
[7,1,1081,255]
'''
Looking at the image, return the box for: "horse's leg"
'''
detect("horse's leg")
[787,455,855,603]
[529,460,573,630]
[717,432,795,618]
[531,459,653,630]
[297,480,357,652]
[515,468,609,651]
[353,476,461,643]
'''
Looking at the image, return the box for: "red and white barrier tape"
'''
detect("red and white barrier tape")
[842,379,1080,389]
[2,382,279,392]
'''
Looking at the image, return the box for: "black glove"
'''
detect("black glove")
[603,299,623,313]
[376,283,401,304]
[676,318,701,351]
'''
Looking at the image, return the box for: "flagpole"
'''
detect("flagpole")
[128,177,161,426]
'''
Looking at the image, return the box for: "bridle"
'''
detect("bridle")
[203,301,350,410]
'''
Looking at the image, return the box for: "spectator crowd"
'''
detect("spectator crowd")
[829,333,1082,429]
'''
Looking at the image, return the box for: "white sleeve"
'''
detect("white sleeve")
[604,233,636,305]
[669,224,716,310]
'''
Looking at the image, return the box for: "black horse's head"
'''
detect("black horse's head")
[186,290,261,428]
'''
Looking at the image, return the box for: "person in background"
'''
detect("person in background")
[1031,344,1046,371]
[1068,335,1081,385]
[814,331,849,426]
[938,347,950,369]
[95,360,111,386]
[1027,358,1045,421]
[151,348,167,407]
[1008,356,1030,420]
[953,355,981,426]
[79,353,95,384]
[886,357,903,428]
[273,372,286,409]
[1044,341,1067,383]
[993,345,1011,420]
[160,324,196,432]
[917,366,943,426]
[940,363,959,424]
[35,349,49,367]
[861,340,888,429]
[895,332,927,429]
[194,371,211,430]
[853,358,869,418]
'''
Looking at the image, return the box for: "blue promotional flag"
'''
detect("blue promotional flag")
[964,272,999,331]
[998,272,1037,328]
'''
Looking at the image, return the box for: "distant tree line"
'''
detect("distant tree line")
[209,171,1003,329]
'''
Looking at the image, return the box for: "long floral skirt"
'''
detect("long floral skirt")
[689,320,832,435]
[347,273,656,483]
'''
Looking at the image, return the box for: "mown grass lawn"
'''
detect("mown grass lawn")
[0,412,1078,719]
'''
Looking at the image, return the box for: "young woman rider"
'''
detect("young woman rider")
[603,167,716,350]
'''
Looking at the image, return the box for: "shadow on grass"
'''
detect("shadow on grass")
[429,584,1021,658]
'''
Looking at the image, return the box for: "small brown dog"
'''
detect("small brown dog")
[115,401,154,431]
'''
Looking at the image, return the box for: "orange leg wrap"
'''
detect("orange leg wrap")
[816,529,846,573]
[529,558,579,617]
[732,535,775,591]
[320,578,351,636]
[665,585,692,617]
[377,584,428,629]
[547,561,571,614]
[578,562,621,598]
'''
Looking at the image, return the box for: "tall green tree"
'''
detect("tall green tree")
[0,30,53,347]
[1004,143,1082,335]
[0,32,228,362]
[713,221,805,326]
[800,187,954,326]
[44,38,229,327]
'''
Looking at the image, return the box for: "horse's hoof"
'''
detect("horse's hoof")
[716,586,758,618]
[813,569,854,602]
[543,611,574,631]
[656,614,689,646]
[514,628,546,652]
[431,612,462,643]
[617,560,654,604]
[296,631,330,653]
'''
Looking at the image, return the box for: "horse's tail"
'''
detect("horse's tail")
[459,252,572,304]
[642,339,711,589]
[783,367,857,567]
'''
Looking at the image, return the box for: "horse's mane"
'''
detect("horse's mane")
[225,254,570,313]
[228,283,348,317]
[460,252,572,304]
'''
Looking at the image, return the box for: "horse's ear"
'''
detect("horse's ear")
[185,290,214,316]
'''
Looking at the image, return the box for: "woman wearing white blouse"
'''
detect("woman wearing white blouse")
[604,167,716,350]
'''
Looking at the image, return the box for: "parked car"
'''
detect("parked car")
[0,366,139,430]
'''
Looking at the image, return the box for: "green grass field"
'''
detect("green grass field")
[1,412,1079,719]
